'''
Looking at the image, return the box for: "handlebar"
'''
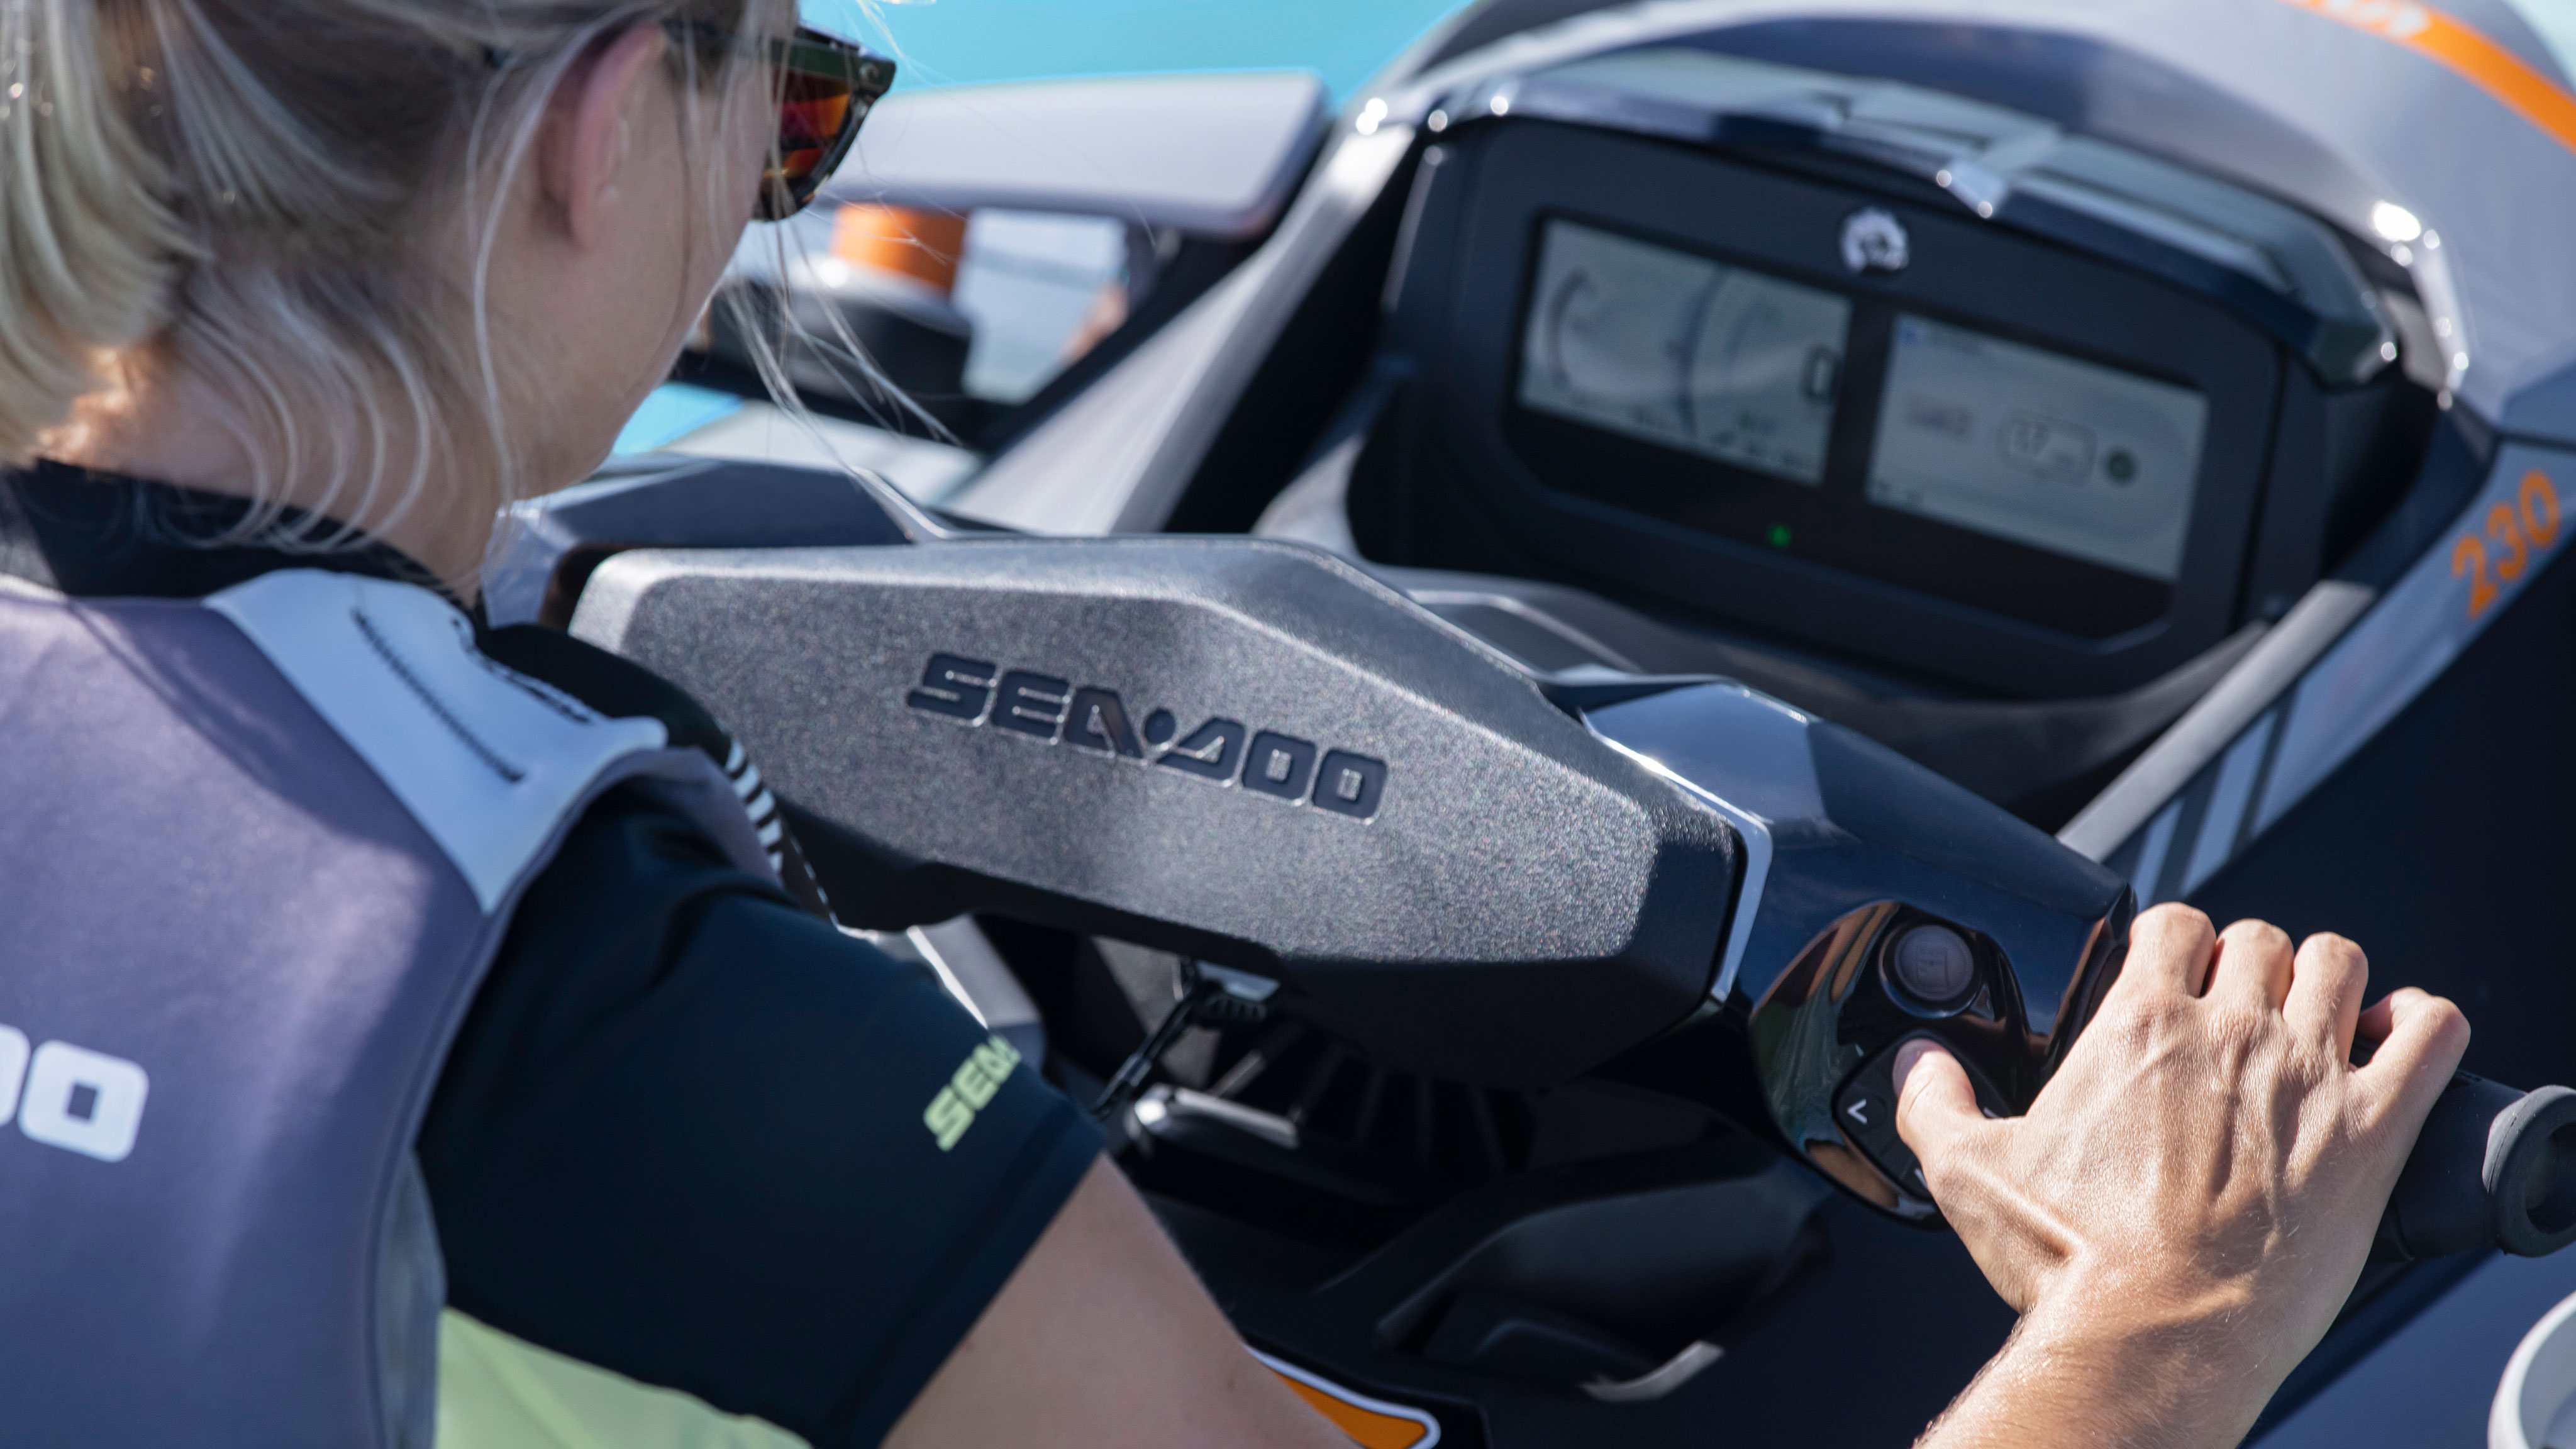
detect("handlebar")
[545,509,2576,1261]
[2376,1074,2576,1260]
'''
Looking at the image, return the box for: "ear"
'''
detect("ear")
[536,23,670,250]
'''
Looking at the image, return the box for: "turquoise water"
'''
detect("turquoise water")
[613,383,741,454]
[804,0,1467,100]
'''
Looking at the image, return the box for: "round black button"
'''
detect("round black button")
[1890,924,1976,1008]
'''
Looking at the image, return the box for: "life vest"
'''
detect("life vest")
[0,570,774,1448]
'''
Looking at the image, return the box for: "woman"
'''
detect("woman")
[0,3,1346,1445]
[0,2,2465,1446]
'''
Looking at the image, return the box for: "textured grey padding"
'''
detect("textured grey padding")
[482,456,930,630]
[574,536,1738,1085]
[0,586,759,1446]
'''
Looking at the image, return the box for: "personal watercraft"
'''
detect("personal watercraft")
[496,1,2576,1440]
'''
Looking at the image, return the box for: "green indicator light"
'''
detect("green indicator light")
[1767,524,1792,550]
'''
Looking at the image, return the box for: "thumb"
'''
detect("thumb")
[1894,1037,1982,1171]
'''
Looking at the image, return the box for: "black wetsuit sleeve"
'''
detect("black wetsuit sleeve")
[418,786,1102,1446]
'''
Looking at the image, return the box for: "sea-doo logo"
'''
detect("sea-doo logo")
[1840,206,1910,274]
[0,1025,148,1164]
[924,1033,1023,1152]
[904,652,1389,821]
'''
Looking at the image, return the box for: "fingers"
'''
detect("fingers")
[2106,903,2219,1002]
[2283,932,2368,1053]
[1894,1038,1986,1173]
[2205,918,2296,1009]
[2357,993,2395,1047]
[2352,987,2471,1128]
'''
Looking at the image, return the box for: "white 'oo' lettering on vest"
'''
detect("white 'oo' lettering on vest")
[0,1025,150,1163]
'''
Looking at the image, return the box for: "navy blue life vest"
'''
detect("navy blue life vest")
[0,570,772,1447]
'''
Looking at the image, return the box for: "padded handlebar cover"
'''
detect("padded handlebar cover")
[572,537,1738,1085]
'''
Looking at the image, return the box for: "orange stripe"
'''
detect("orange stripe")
[2270,0,2576,153]
[1272,1371,1433,1448]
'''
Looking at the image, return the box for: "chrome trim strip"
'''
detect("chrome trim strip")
[2059,581,2373,860]
[1590,729,1774,1004]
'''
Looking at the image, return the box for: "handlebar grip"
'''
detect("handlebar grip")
[2373,1074,2576,1261]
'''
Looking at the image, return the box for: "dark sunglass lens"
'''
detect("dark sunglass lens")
[777,85,851,179]
[759,36,882,219]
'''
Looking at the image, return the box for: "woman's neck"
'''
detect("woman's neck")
[48,371,498,595]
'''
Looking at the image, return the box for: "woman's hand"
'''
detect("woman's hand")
[1901,904,2468,1449]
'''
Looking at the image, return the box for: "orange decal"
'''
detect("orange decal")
[1274,1374,1434,1449]
[2271,0,2576,154]
[2449,472,2560,619]
[2453,533,2499,618]
[2487,500,2531,580]
[2523,470,2562,547]
[1254,1350,1440,1449]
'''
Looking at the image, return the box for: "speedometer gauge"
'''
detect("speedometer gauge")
[1520,220,1850,486]
[1687,273,1848,484]
[1527,225,1709,440]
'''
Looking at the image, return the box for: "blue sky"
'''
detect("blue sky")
[804,0,1467,100]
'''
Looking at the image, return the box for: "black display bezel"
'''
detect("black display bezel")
[1423,123,2282,697]
[1507,218,2189,638]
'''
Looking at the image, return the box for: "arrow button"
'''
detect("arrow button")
[1836,1052,1913,1176]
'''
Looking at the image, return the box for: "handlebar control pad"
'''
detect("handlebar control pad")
[1835,1035,2012,1214]
[570,537,1738,1086]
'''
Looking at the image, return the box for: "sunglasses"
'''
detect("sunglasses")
[738,25,893,222]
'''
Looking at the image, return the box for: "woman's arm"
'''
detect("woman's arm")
[887,1158,1352,1449]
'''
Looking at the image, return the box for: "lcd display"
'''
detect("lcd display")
[1519,221,1850,485]
[1866,315,2208,582]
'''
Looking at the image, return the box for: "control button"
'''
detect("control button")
[1835,1034,2016,1209]
[1839,1090,1898,1156]
[1879,1138,1928,1197]
[1840,1064,1921,1191]
[1890,924,1976,1009]
[1834,1060,1906,1163]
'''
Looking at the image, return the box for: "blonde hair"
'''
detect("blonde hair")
[0,0,776,549]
